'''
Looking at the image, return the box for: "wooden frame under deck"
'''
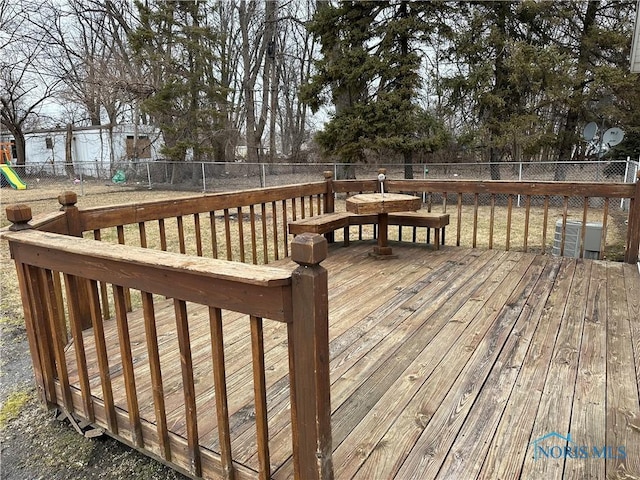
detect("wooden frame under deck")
[2,171,639,480]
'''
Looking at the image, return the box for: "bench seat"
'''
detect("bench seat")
[388,211,450,249]
[288,212,351,236]
[288,210,450,250]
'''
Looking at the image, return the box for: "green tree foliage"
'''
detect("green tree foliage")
[304,1,449,178]
[129,0,224,165]
[441,0,638,179]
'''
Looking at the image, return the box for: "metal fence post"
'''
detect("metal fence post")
[145,161,151,189]
[202,162,206,192]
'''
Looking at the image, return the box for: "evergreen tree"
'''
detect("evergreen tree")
[129,0,224,176]
[441,0,637,179]
[304,1,448,179]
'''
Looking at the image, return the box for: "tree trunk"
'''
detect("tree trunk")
[404,151,414,179]
[65,123,75,179]
[12,131,26,168]
[489,147,501,180]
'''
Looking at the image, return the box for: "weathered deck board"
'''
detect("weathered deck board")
[62,242,640,479]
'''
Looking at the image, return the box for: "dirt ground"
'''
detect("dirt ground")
[0,182,198,480]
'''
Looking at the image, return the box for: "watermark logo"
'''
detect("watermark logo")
[530,432,626,461]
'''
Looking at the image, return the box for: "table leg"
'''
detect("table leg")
[374,213,393,256]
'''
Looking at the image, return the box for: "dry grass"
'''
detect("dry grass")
[1,184,199,330]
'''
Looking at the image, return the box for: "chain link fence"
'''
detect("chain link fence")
[2,158,638,196]
[2,157,637,260]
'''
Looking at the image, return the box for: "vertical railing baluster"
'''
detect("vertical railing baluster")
[542,196,550,255]
[250,315,270,480]
[224,208,232,261]
[113,285,143,447]
[282,200,289,258]
[93,229,111,320]
[177,215,186,254]
[261,203,268,263]
[272,201,279,261]
[209,211,218,259]
[194,213,203,257]
[601,198,610,259]
[489,194,495,250]
[210,307,234,480]
[237,207,245,263]
[50,271,68,342]
[506,194,513,251]
[116,226,132,311]
[523,195,531,253]
[64,273,94,421]
[21,263,57,404]
[560,196,569,256]
[456,193,462,247]
[250,204,258,265]
[138,222,147,248]
[142,292,171,461]
[580,197,589,258]
[159,218,167,251]
[472,193,478,248]
[87,280,117,433]
[174,299,201,476]
[40,268,73,411]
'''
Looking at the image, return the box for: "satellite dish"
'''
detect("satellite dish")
[602,127,625,147]
[583,122,598,141]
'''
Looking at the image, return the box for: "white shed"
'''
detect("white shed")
[23,124,163,178]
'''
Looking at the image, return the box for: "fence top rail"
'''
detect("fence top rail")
[4,229,294,321]
[78,181,328,231]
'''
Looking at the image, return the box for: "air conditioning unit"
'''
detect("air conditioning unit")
[552,220,602,259]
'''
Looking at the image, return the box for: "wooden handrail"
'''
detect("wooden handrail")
[5,229,293,321]
[76,182,329,231]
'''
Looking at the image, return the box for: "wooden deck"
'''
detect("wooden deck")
[62,241,640,479]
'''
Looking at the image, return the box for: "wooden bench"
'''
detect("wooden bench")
[388,211,450,250]
[288,212,351,236]
[289,211,449,250]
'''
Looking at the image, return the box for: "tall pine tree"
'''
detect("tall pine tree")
[303,1,447,179]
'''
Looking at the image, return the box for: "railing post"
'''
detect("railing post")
[625,171,640,263]
[323,171,335,214]
[58,191,93,328]
[290,234,333,480]
[5,205,53,405]
[58,191,82,236]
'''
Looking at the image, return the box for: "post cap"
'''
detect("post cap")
[291,233,328,266]
[6,204,32,230]
[58,191,78,207]
[323,171,333,179]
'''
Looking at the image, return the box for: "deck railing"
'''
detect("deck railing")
[2,170,639,480]
[3,205,333,480]
[64,180,333,265]
[331,170,640,263]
